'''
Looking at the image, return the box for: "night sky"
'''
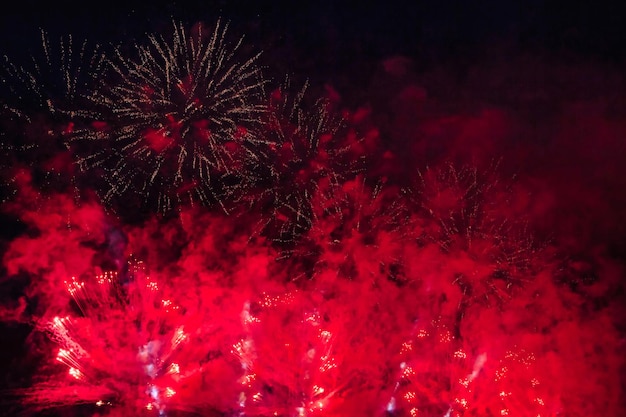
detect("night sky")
[2,1,625,124]
[1,1,624,107]
[2,1,625,63]
[1,1,625,416]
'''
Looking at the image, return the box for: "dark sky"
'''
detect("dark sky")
[1,1,624,67]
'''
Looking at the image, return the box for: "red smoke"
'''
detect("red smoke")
[1,39,625,417]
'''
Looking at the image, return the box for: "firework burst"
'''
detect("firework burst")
[71,20,267,215]
[23,260,240,416]
[405,162,542,307]
[0,30,105,116]
[0,31,105,196]
[241,78,365,248]
[233,291,355,417]
[286,175,412,283]
[385,317,557,417]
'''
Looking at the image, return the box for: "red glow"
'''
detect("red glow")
[0,24,624,417]
[143,127,173,153]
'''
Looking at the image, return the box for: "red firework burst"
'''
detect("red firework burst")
[239,78,365,247]
[26,260,242,416]
[405,162,543,308]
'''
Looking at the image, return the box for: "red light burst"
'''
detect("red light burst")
[25,260,242,416]
[240,78,366,248]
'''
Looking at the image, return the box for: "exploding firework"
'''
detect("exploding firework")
[70,20,267,215]
[286,175,412,283]
[241,78,365,248]
[4,170,620,417]
[232,292,346,416]
[405,162,543,308]
[23,260,242,416]
[0,31,105,197]
[2,17,624,417]
[0,30,105,116]
[385,317,557,417]
[384,319,470,417]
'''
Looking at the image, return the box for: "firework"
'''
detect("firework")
[2,20,623,417]
[233,292,351,417]
[285,175,412,283]
[24,260,240,416]
[241,77,365,248]
[0,31,104,197]
[70,20,267,215]
[0,30,105,116]
[4,177,618,417]
[384,319,467,417]
[404,162,542,308]
[384,315,559,417]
